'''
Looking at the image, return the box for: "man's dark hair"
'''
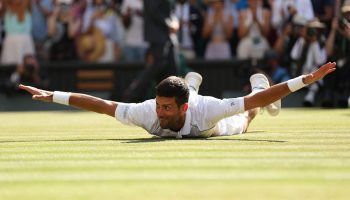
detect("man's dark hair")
[156,76,189,106]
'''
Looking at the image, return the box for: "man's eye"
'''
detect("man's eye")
[164,106,171,111]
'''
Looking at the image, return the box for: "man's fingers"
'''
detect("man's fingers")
[313,62,336,78]
[18,84,29,91]
[32,95,41,100]
[33,95,48,102]
[321,62,336,76]
[20,84,53,102]
[19,84,41,95]
[321,62,336,71]
[305,62,337,84]
[32,95,45,100]
[18,84,34,94]
[32,94,51,102]
[326,67,336,75]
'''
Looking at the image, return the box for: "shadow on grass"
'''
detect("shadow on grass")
[0,135,287,144]
[207,138,287,143]
[120,138,286,143]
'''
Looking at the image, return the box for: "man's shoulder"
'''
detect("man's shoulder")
[188,95,216,131]
[137,99,156,111]
[118,99,156,116]
[188,94,211,115]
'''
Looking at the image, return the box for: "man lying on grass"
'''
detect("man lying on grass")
[19,62,336,138]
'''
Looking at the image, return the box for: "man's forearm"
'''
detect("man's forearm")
[68,93,117,117]
[244,76,307,111]
[244,82,291,111]
[51,92,117,117]
[18,84,118,117]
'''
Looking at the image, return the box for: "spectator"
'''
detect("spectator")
[81,0,123,62]
[0,54,48,96]
[271,0,315,34]
[121,0,180,102]
[225,0,241,56]
[274,15,308,72]
[31,0,54,61]
[290,19,329,106]
[237,0,271,60]
[311,0,335,28]
[175,0,204,59]
[263,49,291,84]
[76,26,105,62]
[66,0,86,38]
[322,4,350,107]
[47,0,79,61]
[0,0,35,65]
[120,0,148,62]
[202,0,233,60]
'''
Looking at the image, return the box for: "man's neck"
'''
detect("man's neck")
[170,113,186,132]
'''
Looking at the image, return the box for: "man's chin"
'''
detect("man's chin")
[159,124,169,129]
[159,121,169,129]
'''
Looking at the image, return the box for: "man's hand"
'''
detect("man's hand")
[303,62,336,85]
[19,84,53,102]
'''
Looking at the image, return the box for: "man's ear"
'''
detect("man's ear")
[182,103,188,112]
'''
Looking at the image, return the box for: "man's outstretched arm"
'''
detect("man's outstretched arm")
[244,62,336,111]
[18,85,117,117]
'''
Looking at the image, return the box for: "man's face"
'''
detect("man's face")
[156,96,186,130]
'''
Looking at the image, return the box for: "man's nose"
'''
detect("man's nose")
[158,108,169,118]
[157,108,164,117]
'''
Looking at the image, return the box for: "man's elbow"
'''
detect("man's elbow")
[244,94,266,111]
[101,101,117,117]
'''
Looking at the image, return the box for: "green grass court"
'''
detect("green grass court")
[0,109,349,200]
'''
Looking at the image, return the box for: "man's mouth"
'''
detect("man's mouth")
[159,118,167,123]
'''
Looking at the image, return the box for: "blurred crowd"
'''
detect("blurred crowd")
[0,0,349,107]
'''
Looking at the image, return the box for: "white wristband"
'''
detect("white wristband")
[287,76,307,92]
[53,91,71,105]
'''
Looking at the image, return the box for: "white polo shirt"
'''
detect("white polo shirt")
[115,92,245,138]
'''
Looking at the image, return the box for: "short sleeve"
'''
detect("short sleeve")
[115,99,156,130]
[198,96,245,129]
